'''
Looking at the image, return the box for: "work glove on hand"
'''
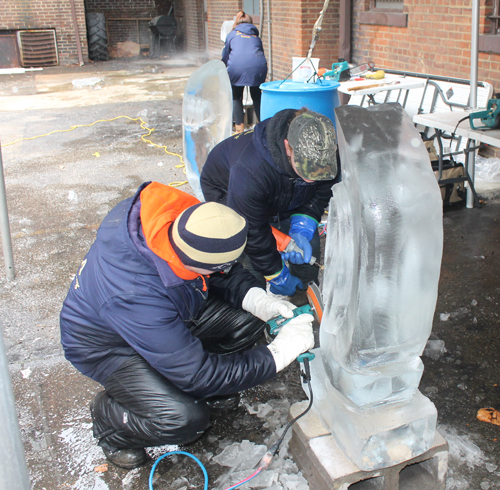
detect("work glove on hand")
[266,313,315,372]
[268,263,303,296]
[281,215,318,265]
[242,287,296,322]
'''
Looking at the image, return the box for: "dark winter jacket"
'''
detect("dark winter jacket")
[200,109,338,277]
[222,23,267,87]
[59,182,276,397]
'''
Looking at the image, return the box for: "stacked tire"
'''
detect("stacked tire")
[86,13,108,61]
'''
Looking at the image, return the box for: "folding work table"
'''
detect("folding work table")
[413,110,500,208]
[338,74,425,106]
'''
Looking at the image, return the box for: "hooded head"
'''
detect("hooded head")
[169,201,248,272]
[286,110,338,181]
[266,108,338,181]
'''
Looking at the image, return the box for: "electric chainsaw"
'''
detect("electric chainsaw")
[322,60,375,82]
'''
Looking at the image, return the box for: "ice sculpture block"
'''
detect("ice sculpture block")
[309,103,443,471]
[182,60,232,200]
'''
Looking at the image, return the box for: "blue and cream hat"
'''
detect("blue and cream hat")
[170,202,248,271]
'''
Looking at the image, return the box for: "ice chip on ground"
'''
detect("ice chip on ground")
[182,60,232,200]
[485,463,498,472]
[424,339,446,360]
[310,104,443,471]
[145,444,179,459]
[440,312,450,321]
[440,426,485,469]
[471,299,478,306]
[279,472,310,490]
[212,440,266,470]
[72,77,102,89]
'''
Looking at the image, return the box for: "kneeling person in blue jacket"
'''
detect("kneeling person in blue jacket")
[59,181,314,469]
[201,109,340,297]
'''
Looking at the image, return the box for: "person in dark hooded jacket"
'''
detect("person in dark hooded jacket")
[201,108,340,297]
[222,11,268,133]
[60,182,314,469]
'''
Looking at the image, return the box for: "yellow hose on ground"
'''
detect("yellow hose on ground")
[2,115,188,187]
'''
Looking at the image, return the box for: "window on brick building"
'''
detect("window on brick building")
[488,0,500,35]
[373,0,403,9]
[243,0,260,16]
[479,0,500,54]
[360,0,407,27]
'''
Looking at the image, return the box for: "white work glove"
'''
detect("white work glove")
[266,313,315,372]
[242,287,295,322]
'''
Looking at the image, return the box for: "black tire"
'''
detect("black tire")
[86,13,108,61]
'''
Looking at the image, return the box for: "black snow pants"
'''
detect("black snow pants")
[90,295,265,451]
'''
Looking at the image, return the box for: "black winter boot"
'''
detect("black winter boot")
[205,393,241,411]
[102,447,148,469]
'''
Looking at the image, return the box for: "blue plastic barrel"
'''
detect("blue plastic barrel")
[260,79,340,127]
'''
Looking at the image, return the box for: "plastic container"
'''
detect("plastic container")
[260,79,340,126]
[292,57,320,83]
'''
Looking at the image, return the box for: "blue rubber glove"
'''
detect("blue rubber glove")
[283,215,318,265]
[269,263,303,296]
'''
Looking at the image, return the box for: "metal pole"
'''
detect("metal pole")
[470,0,479,109]
[467,0,480,208]
[0,327,31,490]
[266,0,273,80]
[69,0,84,66]
[0,143,15,281]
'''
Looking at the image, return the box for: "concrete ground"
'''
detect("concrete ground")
[0,56,499,490]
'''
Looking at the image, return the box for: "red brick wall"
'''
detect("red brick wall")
[0,0,88,65]
[206,0,341,80]
[85,0,159,51]
[183,0,206,56]
[351,0,500,93]
[85,0,155,12]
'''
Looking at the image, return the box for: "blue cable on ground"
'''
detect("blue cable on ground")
[149,450,209,490]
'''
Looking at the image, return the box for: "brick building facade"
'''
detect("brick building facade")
[1,0,498,99]
[351,0,500,93]
[204,0,498,94]
[0,0,88,66]
[205,0,341,81]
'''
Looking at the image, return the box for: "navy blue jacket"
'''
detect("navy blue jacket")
[60,183,276,397]
[222,23,267,87]
[200,114,336,276]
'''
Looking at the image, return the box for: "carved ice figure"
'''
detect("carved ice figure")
[309,103,443,471]
[182,60,232,200]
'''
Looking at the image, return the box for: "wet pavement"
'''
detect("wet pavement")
[0,57,499,489]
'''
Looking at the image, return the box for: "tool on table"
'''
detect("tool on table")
[322,60,375,82]
[364,69,385,80]
[271,226,322,268]
[469,99,500,130]
[347,80,400,92]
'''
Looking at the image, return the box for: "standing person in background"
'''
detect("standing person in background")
[222,11,268,133]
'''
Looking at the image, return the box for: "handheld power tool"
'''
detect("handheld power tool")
[271,226,322,268]
[469,99,500,130]
[266,282,324,362]
[322,60,375,82]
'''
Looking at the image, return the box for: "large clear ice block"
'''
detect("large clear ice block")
[182,60,232,200]
[310,103,443,471]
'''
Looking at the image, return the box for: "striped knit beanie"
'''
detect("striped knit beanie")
[169,202,248,271]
